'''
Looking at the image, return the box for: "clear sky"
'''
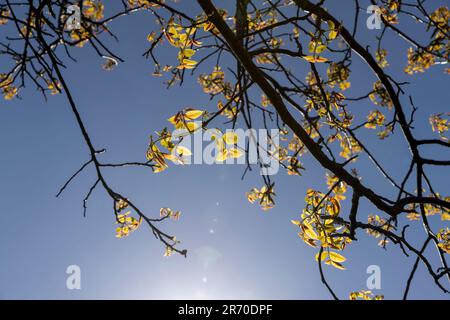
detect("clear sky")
[0,0,449,299]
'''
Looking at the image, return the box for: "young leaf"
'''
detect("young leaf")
[329,251,346,263]
[303,56,329,63]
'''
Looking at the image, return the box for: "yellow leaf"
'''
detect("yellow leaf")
[329,251,346,263]
[303,223,319,240]
[153,163,168,173]
[223,132,239,145]
[168,115,178,125]
[441,212,450,221]
[175,121,199,132]
[331,260,346,270]
[182,59,197,66]
[175,145,192,156]
[147,32,156,42]
[325,259,346,270]
[300,233,317,248]
[115,227,124,238]
[327,20,335,30]
[228,148,243,158]
[216,149,227,162]
[327,198,341,216]
[329,30,338,40]
[182,48,196,58]
[184,109,204,120]
[177,64,195,70]
[303,55,329,63]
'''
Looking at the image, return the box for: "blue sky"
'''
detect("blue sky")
[0,0,449,299]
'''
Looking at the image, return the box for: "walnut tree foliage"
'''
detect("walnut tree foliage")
[1,0,450,299]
